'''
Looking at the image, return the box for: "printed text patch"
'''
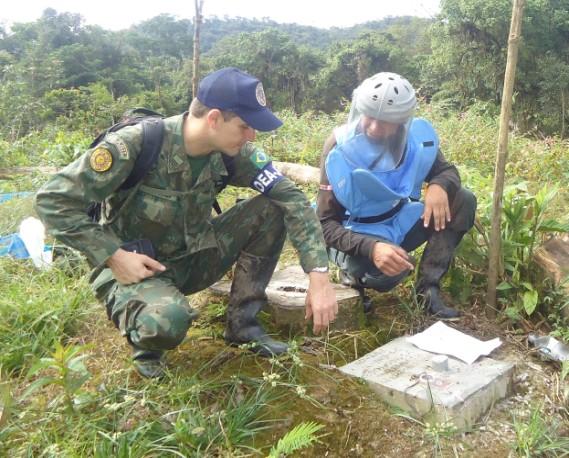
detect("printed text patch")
[250,162,284,195]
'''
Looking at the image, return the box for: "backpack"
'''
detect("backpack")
[87,108,166,221]
[87,107,234,221]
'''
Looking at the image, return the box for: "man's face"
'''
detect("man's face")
[214,115,256,156]
[360,115,400,142]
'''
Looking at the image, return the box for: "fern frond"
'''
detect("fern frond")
[268,421,324,458]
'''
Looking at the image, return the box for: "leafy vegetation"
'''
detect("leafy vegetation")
[23,342,92,415]
[1,4,569,456]
[512,403,569,457]
[0,256,91,373]
[268,421,324,457]
[1,3,567,139]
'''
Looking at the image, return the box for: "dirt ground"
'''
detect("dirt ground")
[291,296,569,457]
[74,286,568,458]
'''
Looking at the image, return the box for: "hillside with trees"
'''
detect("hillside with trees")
[0,2,567,141]
[1,1,569,456]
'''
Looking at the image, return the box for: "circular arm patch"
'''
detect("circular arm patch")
[89,147,113,172]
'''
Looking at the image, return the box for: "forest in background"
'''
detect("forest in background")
[0,0,568,145]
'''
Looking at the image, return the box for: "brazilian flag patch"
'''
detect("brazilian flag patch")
[249,150,271,169]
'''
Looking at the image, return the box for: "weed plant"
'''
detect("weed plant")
[23,342,93,415]
[452,178,569,319]
[394,409,460,457]
[0,257,93,374]
[511,403,569,457]
[0,197,35,234]
[0,128,91,169]
[257,109,345,166]
[268,421,324,457]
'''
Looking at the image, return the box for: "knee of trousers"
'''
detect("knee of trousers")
[449,188,477,233]
[242,195,286,239]
[328,248,375,279]
[128,301,196,351]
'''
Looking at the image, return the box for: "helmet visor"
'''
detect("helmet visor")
[342,116,411,172]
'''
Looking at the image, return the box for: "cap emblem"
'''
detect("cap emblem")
[255,82,267,107]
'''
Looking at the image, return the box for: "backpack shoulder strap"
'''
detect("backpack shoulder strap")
[87,115,165,222]
[220,153,236,189]
[120,117,165,190]
[212,154,237,215]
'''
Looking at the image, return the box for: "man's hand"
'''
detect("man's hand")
[106,248,166,285]
[372,242,414,276]
[305,271,338,334]
[422,183,451,231]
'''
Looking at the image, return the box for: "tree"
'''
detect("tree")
[122,15,193,61]
[208,29,323,113]
[536,54,569,138]
[426,0,569,135]
[313,33,412,112]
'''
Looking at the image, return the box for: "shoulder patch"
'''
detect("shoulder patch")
[106,132,130,159]
[249,150,271,169]
[90,147,113,172]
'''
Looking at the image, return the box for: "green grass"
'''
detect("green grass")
[0,257,93,374]
[512,403,569,457]
[1,105,569,455]
[257,109,344,166]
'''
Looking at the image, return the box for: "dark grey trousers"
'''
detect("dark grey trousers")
[329,187,477,292]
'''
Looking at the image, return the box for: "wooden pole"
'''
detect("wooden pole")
[562,89,566,139]
[487,0,526,316]
[191,0,204,99]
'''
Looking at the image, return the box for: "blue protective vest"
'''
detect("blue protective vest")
[325,118,438,245]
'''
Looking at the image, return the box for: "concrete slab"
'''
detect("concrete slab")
[340,337,515,429]
[210,265,363,333]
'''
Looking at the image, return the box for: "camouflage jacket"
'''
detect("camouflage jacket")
[35,113,328,274]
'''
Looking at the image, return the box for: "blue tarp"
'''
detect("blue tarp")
[0,192,34,203]
[0,234,30,258]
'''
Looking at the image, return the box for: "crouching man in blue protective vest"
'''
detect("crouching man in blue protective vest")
[317,72,477,318]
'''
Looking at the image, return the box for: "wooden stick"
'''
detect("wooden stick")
[487,0,526,316]
[191,0,204,99]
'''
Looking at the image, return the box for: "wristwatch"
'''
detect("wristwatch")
[310,266,329,273]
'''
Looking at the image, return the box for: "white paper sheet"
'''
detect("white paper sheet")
[407,321,502,364]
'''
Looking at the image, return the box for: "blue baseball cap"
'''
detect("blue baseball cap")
[197,67,283,132]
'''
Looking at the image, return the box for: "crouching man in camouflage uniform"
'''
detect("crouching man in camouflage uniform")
[35,67,338,378]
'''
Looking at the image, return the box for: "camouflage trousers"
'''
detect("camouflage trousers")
[92,195,286,352]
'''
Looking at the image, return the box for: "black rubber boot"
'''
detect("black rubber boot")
[418,287,461,319]
[339,270,374,313]
[416,229,464,319]
[224,252,288,357]
[132,348,165,379]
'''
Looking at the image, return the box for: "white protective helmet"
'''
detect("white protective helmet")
[348,72,416,125]
[342,72,417,171]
